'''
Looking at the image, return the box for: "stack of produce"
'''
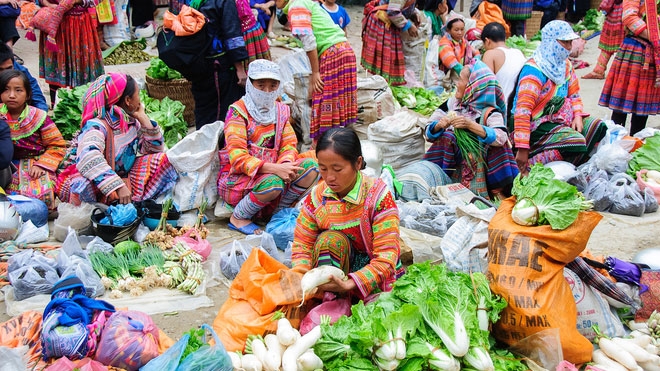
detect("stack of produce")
[103,39,153,65]
[146,58,183,80]
[139,91,188,148]
[505,36,541,58]
[591,317,660,370]
[52,83,90,140]
[390,86,448,116]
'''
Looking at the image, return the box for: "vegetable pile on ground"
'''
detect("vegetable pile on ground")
[505,35,541,58]
[590,321,660,371]
[146,58,183,80]
[273,35,304,49]
[628,133,660,176]
[311,262,526,371]
[390,86,445,116]
[139,90,188,148]
[511,163,593,230]
[572,9,605,33]
[53,83,90,140]
[103,39,153,65]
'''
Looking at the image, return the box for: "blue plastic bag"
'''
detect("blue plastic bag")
[140,334,189,371]
[8,195,48,227]
[177,324,233,371]
[100,203,138,226]
[265,208,299,250]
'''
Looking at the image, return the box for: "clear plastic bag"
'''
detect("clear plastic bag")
[609,174,646,217]
[177,324,233,371]
[509,328,564,370]
[7,249,60,300]
[85,237,114,254]
[140,333,189,371]
[132,223,150,243]
[15,220,49,244]
[56,252,105,298]
[265,208,300,250]
[643,187,658,214]
[54,202,96,242]
[593,143,633,175]
[584,177,612,212]
[0,345,28,371]
[219,239,254,280]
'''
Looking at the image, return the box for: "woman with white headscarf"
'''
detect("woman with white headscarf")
[510,20,607,176]
[217,59,319,235]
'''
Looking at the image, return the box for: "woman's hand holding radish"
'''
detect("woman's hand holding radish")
[318,274,355,293]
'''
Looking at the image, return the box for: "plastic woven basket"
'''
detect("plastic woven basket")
[91,207,144,245]
[525,11,544,39]
[145,75,196,127]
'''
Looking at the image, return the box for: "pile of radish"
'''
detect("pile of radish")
[591,313,660,371]
[227,317,325,371]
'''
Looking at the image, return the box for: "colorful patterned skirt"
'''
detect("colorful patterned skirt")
[38,10,104,88]
[311,41,358,139]
[7,159,57,210]
[242,22,271,71]
[599,36,660,115]
[57,153,178,205]
[360,11,406,86]
[501,0,533,20]
[528,117,607,165]
[423,130,518,198]
[598,4,624,52]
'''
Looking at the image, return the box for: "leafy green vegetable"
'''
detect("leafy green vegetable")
[53,83,91,140]
[505,36,541,58]
[114,240,140,256]
[181,327,206,361]
[628,133,660,176]
[390,86,445,116]
[512,163,593,230]
[146,58,183,80]
[139,90,189,148]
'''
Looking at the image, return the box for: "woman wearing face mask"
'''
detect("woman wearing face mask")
[57,73,178,205]
[511,21,607,177]
[217,59,319,235]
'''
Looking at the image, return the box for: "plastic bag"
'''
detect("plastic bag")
[174,229,211,260]
[219,239,254,280]
[140,334,189,371]
[15,220,49,244]
[509,328,564,371]
[0,345,28,371]
[545,161,578,182]
[86,236,114,254]
[265,208,300,250]
[45,357,107,371]
[299,295,351,336]
[584,176,612,212]
[609,174,645,217]
[8,195,48,227]
[177,324,233,371]
[56,251,105,298]
[643,187,658,213]
[133,223,150,243]
[94,310,160,370]
[100,203,138,226]
[593,143,633,174]
[54,202,96,242]
[636,169,660,205]
[7,249,60,300]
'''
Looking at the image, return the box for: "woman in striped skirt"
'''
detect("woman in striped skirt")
[598,0,660,135]
[276,0,357,140]
[361,0,418,85]
[501,0,534,36]
[237,0,271,70]
[583,0,624,79]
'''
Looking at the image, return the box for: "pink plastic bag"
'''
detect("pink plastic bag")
[46,357,108,371]
[94,310,160,371]
[299,295,352,335]
[174,229,211,260]
[637,170,660,204]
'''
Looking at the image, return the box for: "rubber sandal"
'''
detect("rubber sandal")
[582,71,605,79]
[228,221,262,235]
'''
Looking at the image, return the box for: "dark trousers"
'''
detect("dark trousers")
[611,110,649,136]
[129,0,156,27]
[0,167,12,190]
[510,20,526,36]
[533,3,560,29]
[191,61,245,130]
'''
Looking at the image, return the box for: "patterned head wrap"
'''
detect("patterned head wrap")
[532,20,578,85]
[458,59,507,124]
[81,73,130,131]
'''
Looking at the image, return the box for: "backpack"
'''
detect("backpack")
[40,276,115,361]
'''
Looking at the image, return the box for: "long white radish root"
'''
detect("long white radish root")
[612,337,654,363]
[598,337,638,370]
[592,349,628,371]
[298,265,346,307]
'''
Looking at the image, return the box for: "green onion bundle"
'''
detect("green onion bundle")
[453,128,485,171]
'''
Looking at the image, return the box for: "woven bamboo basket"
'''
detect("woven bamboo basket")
[590,0,601,9]
[145,75,196,127]
[525,11,544,39]
[557,11,565,20]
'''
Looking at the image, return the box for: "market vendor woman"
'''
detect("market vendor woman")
[291,128,404,299]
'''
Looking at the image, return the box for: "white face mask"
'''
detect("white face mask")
[243,78,281,124]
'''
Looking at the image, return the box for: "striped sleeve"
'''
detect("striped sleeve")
[288,0,314,36]
[34,116,66,172]
[567,63,583,115]
[438,36,461,71]
[138,120,165,154]
[386,0,411,29]
[512,65,544,149]
[622,0,646,36]
[277,119,299,164]
[76,123,124,196]
[225,107,264,177]
[348,189,400,298]
[291,193,319,272]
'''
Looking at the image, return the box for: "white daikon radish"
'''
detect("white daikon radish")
[281,325,323,371]
[628,332,654,347]
[612,337,654,363]
[264,333,286,359]
[298,265,346,307]
[297,349,323,371]
[277,317,299,346]
[228,351,242,370]
[628,321,649,332]
[647,344,660,356]
[639,356,660,371]
[249,336,280,371]
[598,337,639,370]
[241,353,263,371]
[592,349,628,371]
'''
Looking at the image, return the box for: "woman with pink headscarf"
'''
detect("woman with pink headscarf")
[57,73,178,205]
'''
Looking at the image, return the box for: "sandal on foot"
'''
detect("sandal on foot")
[582,71,605,79]
[228,221,262,235]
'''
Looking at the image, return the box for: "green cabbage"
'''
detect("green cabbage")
[628,133,660,176]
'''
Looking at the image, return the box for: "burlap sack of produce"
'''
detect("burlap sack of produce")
[487,198,602,364]
[213,248,305,352]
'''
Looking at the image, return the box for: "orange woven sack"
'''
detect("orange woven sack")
[488,198,602,365]
[213,248,305,352]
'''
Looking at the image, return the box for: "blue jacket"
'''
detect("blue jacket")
[0,120,12,169]
[14,62,49,112]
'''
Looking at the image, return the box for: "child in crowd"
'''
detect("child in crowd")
[438,15,479,89]
[0,70,65,209]
[321,0,350,34]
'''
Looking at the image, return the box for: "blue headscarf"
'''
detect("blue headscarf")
[532,20,576,85]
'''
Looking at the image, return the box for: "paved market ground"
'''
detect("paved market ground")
[1,4,660,339]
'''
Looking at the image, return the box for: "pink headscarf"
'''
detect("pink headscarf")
[81,73,130,132]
